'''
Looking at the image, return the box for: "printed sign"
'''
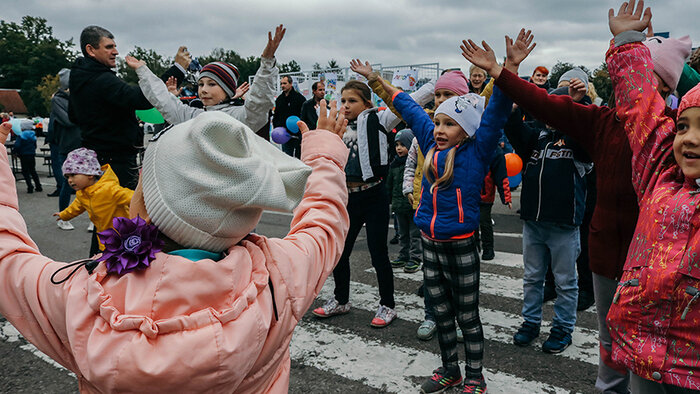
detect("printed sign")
[391,69,418,91]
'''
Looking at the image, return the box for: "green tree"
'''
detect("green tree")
[327,59,339,69]
[117,46,172,85]
[591,62,613,104]
[0,16,75,115]
[34,73,60,114]
[279,59,301,74]
[199,48,260,85]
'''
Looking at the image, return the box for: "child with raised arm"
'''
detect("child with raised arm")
[0,100,350,393]
[605,1,698,392]
[368,33,518,392]
[125,25,284,132]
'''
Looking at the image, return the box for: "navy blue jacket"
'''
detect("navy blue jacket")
[505,108,590,226]
[12,130,37,156]
[392,87,512,240]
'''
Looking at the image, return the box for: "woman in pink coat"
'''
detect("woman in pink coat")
[0,102,350,393]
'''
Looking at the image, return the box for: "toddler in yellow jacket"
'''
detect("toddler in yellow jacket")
[53,147,133,251]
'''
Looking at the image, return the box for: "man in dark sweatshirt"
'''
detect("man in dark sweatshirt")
[69,25,187,189]
[272,75,305,158]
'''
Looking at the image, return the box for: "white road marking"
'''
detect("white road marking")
[0,320,74,375]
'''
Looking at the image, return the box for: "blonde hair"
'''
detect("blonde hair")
[422,142,464,193]
[587,83,598,102]
[469,65,486,77]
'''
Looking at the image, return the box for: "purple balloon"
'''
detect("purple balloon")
[271,126,291,144]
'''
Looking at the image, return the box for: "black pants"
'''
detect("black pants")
[282,137,301,159]
[19,155,41,191]
[333,182,395,308]
[95,152,138,190]
[475,203,494,253]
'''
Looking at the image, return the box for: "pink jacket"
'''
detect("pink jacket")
[0,129,349,393]
[606,39,700,389]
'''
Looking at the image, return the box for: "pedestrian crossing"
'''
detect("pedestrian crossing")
[0,249,597,393]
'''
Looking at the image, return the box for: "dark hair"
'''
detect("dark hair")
[80,26,114,57]
[311,81,324,91]
[282,75,293,84]
[341,80,372,105]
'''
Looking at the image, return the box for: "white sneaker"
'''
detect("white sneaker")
[371,305,397,328]
[312,298,351,318]
[56,220,74,231]
[87,222,94,232]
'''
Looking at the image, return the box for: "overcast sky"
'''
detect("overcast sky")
[4,0,699,77]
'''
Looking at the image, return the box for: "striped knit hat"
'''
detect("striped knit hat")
[199,62,240,99]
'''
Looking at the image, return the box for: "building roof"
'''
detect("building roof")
[0,89,28,114]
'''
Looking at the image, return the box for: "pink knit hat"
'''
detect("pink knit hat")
[643,35,692,91]
[678,83,700,120]
[435,70,470,95]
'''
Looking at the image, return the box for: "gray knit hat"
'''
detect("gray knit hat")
[141,112,311,252]
[58,68,70,90]
[558,68,589,89]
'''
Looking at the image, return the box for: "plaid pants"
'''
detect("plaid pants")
[422,235,483,378]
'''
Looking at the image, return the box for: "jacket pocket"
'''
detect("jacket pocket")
[456,188,463,223]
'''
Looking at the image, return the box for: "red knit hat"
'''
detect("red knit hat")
[199,62,240,99]
[678,83,700,120]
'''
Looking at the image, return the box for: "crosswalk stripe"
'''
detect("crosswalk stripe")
[0,320,74,376]
[317,279,599,366]
[292,320,572,393]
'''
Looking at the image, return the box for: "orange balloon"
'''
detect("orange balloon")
[505,153,523,177]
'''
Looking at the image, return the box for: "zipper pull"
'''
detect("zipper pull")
[613,278,640,304]
[681,287,700,320]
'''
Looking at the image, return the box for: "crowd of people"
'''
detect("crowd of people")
[1,1,700,392]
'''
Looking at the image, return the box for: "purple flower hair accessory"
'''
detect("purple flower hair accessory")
[96,216,164,275]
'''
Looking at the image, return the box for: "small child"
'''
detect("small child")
[477,146,512,261]
[12,124,42,193]
[0,102,350,392]
[53,147,133,255]
[387,128,422,273]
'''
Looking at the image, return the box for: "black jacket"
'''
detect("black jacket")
[50,89,82,155]
[505,108,591,226]
[272,89,305,128]
[68,57,183,156]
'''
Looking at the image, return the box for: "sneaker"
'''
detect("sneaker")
[87,222,95,232]
[462,375,487,393]
[47,189,60,197]
[577,290,595,311]
[389,235,399,244]
[391,259,406,268]
[481,249,495,261]
[417,320,437,341]
[56,220,74,231]
[513,321,540,346]
[312,298,351,318]
[457,326,464,343]
[27,187,34,194]
[420,366,462,393]
[35,184,43,192]
[370,305,397,328]
[543,285,557,303]
[404,260,421,273]
[542,326,572,354]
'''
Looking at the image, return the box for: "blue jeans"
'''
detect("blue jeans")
[49,144,63,190]
[521,220,580,333]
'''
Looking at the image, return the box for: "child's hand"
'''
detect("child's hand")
[165,76,180,96]
[233,82,250,100]
[299,99,348,139]
[174,46,191,69]
[505,29,536,73]
[0,122,10,144]
[261,24,286,59]
[349,59,374,79]
[125,55,145,70]
[568,78,588,102]
[461,39,502,79]
[52,212,60,220]
[406,193,414,206]
[608,0,651,37]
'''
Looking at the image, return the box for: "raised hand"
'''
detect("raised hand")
[608,0,651,36]
[165,76,180,96]
[506,29,536,69]
[349,59,374,78]
[461,39,500,78]
[568,78,588,102]
[298,99,347,139]
[0,122,11,144]
[125,55,145,70]
[174,46,191,69]
[233,82,250,100]
[261,24,286,59]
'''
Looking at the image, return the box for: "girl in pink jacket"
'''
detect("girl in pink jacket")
[605,1,699,392]
[0,102,350,393]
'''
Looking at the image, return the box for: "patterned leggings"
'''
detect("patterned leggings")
[422,235,483,378]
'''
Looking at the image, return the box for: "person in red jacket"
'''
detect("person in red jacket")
[476,146,511,260]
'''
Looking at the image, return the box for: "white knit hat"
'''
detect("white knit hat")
[141,112,311,252]
[434,94,485,138]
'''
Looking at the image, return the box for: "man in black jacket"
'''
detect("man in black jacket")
[68,25,188,189]
[272,76,305,158]
[300,81,328,131]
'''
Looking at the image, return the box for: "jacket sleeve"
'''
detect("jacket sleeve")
[378,82,435,132]
[239,57,278,132]
[391,91,436,154]
[403,137,418,195]
[264,129,349,320]
[607,35,676,198]
[299,100,315,129]
[504,108,538,161]
[495,68,605,157]
[114,186,135,209]
[159,64,185,85]
[136,65,202,125]
[368,73,402,119]
[98,72,153,111]
[0,146,77,372]
[58,197,85,221]
[492,152,511,204]
[474,86,514,162]
[481,78,494,107]
[50,95,75,128]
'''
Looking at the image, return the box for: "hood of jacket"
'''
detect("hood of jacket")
[70,57,114,94]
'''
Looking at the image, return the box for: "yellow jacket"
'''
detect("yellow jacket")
[59,164,133,249]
